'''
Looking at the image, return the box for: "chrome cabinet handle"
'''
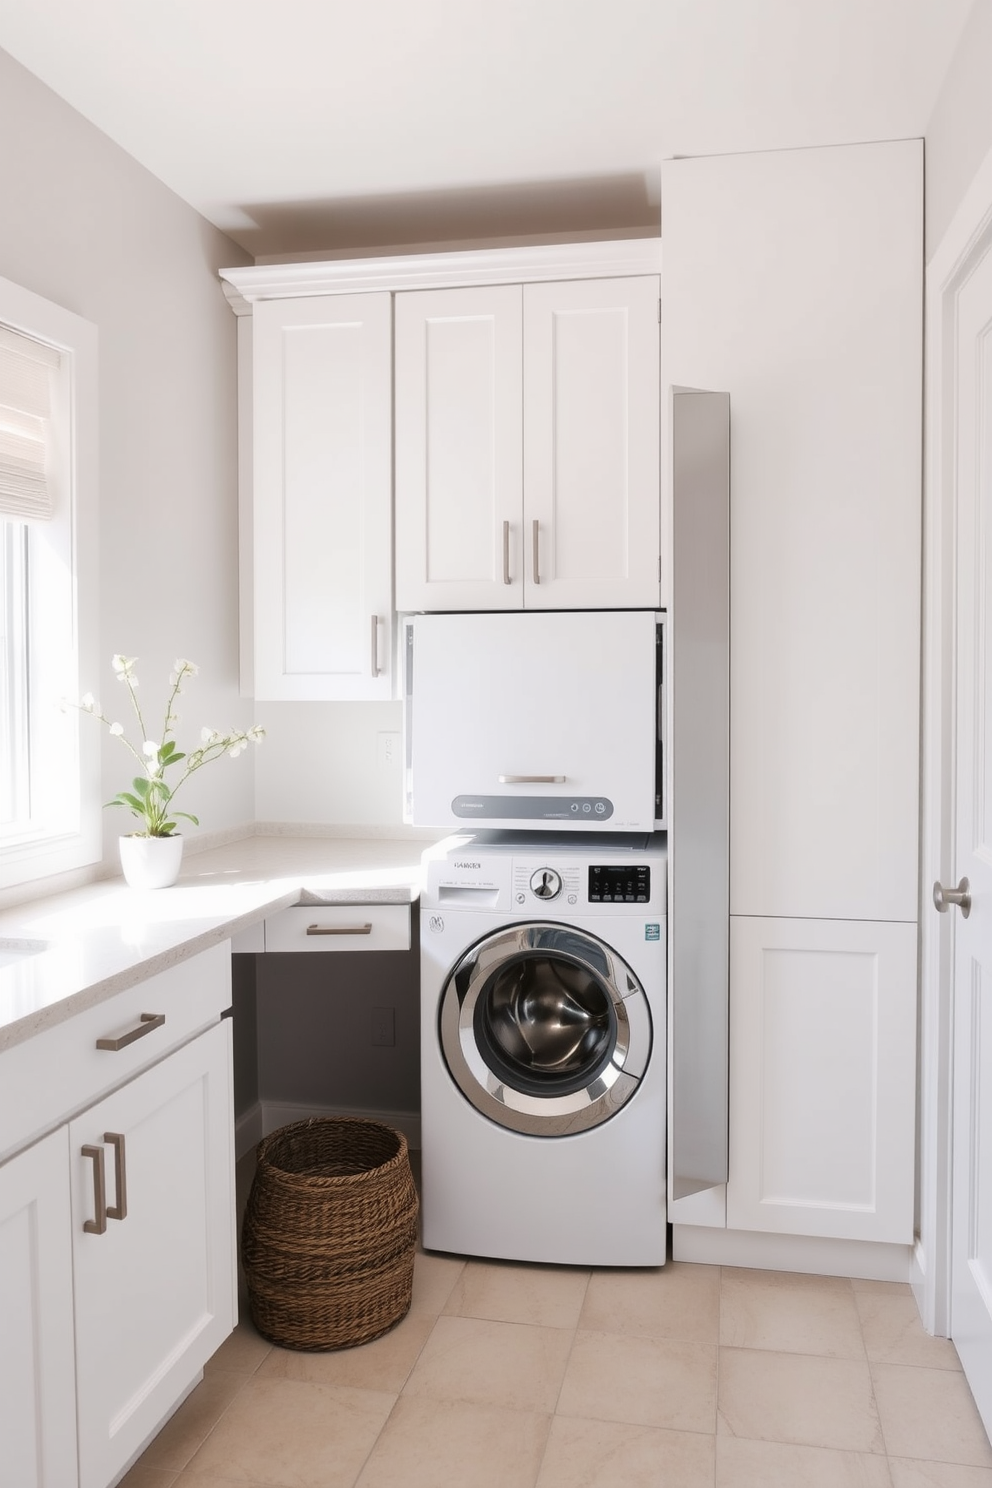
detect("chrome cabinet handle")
[105,1132,127,1221]
[82,1144,107,1234]
[498,774,566,784]
[306,923,373,936]
[532,519,541,584]
[96,1012,165,1051]
[502,520,511,585]
[370,614,379,677]
[933,877,972,918]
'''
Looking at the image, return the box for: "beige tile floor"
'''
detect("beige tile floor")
[120,1161,992,1488]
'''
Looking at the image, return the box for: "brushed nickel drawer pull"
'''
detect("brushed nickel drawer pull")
[96,1012,166,1051]
[82,1144,107,1235]
[532,518,541,584]
[306,923,373,936]
[503,520,511,584]
[105,1132,127,1221]
[370,614,379,677]
[498,774,566,784]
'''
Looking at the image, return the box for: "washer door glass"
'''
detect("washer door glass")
[439,923,651,1137]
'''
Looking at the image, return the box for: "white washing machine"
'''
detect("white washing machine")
[420,831,667,1267]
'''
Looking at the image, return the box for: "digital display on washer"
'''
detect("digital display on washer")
[588,865,650,903]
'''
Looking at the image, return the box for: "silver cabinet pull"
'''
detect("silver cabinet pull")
[96,1012,165,1051]
[498,774,566,784]
[502,520,511,584]
[532,519,541,584]
[82,1144,107,1234]
[105,1132,127,1221]
[933,877,972,918]
[306,923,373,936]
[370,614,379,677]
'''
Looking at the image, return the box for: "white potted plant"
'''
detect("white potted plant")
[74,655,264,888]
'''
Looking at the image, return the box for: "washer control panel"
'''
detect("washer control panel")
[588,864,651,903]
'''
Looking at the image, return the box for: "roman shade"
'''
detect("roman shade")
[0,324,62,521]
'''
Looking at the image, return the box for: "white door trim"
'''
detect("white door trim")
[917,139,992,1335]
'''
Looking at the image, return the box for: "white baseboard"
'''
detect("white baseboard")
[673,1223,914,1282]
[236,1099,421,1160]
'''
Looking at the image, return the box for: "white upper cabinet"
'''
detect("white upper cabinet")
[252,293,393,700]
[394,285,523,612]
[394,275,660,611]
[523,277,661,608]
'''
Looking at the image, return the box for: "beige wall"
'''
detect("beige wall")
[0,48,255,868]
[925,0,992,257]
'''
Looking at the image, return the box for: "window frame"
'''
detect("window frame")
[0,275,99,889]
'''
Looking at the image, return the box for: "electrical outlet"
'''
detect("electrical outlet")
[377,731,400,769]
[371,1007,395,1047]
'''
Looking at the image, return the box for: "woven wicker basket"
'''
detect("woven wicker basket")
[241,1117,419,1350]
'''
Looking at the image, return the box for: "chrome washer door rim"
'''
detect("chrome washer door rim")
[438,922,652,1137]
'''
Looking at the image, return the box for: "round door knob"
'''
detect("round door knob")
[933,877,972,919]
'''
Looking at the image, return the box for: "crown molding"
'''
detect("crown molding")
[220,237,662,314]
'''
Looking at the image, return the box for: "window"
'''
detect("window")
[0,276,99,890]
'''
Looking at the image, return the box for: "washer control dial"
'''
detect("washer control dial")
[530,867,562,901]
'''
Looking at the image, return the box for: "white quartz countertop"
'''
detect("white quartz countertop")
[0,834,436,1053]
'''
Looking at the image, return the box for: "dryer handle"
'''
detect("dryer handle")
[498,774,566,785]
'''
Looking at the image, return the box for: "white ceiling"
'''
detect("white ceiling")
[0,0,974,258]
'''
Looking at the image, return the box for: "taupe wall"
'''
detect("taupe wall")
[925,0,992,257]
[0,48,254,867]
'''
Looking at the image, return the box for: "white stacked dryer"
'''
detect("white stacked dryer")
[419,831,668,1267]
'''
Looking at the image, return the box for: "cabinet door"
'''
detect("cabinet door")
[253,292,393,699]
[71,1020,236,1488]
[726,915,916,1244]
[523,276,660,608]
[0,1129,78,1488]
[394,284,523,612]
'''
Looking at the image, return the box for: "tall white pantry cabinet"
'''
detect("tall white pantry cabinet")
[663,140,923,1269]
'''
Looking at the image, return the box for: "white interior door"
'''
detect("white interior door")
[949,242,992,1427]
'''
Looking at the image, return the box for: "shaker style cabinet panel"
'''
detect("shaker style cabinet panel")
[726,915,917,1244]
[394,284,523,612]
[0,1130,78,1488]
[394,275,660,611]
[522,276,661,608]
[252,293,393,699]
[70,1018,236,1488]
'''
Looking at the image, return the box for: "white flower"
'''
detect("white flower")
[229,741,245,758]
[173,658,198,678]
[80,693,98,713]
[109,721,124,736]
[111,654,137,679]
[143,740,159,756]
[247,724,266,743]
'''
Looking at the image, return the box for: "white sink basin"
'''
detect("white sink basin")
[0,937,50,969]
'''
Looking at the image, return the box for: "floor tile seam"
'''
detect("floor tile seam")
[712,1420,889,1459]
[715,1341,872,1368]
[169,1369,262,1476]
[717,1339,870,1361]
[552,1399,720,1438]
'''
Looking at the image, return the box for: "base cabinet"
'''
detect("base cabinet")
[0,943,236,1488]
[727,915,917,1245]
[71,1019,236,1488]
[0,1129,78,1488]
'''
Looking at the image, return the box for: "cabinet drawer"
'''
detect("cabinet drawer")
[0,940,231,1163]
[264,905,411,953]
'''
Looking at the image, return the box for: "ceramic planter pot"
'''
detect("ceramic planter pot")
[119,833,184,890]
